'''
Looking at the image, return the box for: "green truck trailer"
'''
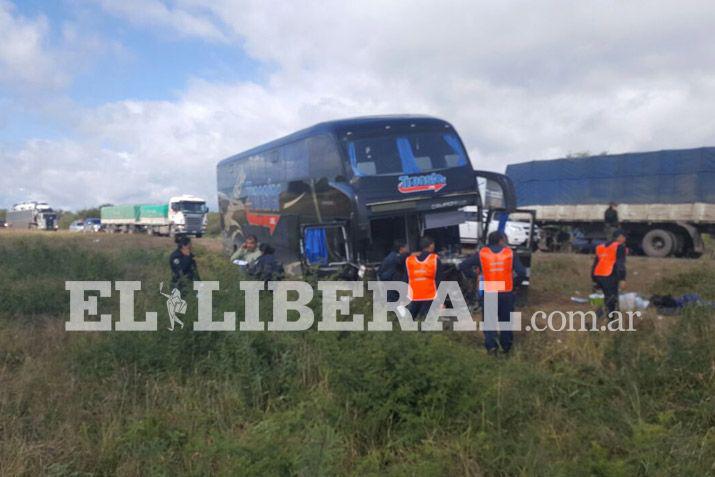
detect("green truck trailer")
[101,195,208,237]
[137,204,170,225]
[100,205,139,224]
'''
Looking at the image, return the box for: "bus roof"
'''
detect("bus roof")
[217,115,454,168]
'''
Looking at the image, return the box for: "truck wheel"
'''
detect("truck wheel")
[195,233,203,238]
[642,229,675,257]
[669,230,684,256]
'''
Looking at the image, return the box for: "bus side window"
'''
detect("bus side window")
[283,140,308,181]
[265,150,284,182]
[308,135,344,178]
[247,154,268,184]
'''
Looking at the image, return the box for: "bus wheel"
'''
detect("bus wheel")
[642,228,674,257]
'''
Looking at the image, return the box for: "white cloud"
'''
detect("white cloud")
[3,0,715,209]
[0,0,67,89]
[0,0,126,94]
[96,0,229,42]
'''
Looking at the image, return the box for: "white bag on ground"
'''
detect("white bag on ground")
[619,292,650,311]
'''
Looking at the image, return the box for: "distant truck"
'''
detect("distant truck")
[506,147,715,257]
[6,201,58,230]
[101,195,208,237]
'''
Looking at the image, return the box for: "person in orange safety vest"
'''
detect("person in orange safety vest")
[591,228,627,319]
[459,231,527,355]
[405,236,442,319]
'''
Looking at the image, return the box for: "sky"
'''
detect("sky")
[1,0,714,210]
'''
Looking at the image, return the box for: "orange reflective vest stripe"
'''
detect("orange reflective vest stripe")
[479,247,514,292]
[593,242,619,277]
[406,253,438,300]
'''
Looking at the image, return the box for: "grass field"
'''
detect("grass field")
[0,231,714,476]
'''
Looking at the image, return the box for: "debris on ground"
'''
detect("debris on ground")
[650,293,715,314]
[619,292,650,311]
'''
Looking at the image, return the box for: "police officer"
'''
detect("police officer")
[459,231,527,355]
[592,228,627,319]
[377,239,409,302]
[405,236,442,319]
[170,236,200,293]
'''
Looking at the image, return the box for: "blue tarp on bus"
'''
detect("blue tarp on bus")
[304,227,329,265]
[505,147,715,206]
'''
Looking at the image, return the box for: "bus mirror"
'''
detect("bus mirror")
[484,179,505,209]
[474,170,517,212]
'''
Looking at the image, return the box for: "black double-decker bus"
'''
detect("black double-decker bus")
[217,115,524,277]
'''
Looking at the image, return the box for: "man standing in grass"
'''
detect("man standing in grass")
[592,229,627,319]
[170,236,201,293]
[377,239,409,302]
[604,202,619,240]
[460,231,527,355]
[405,236,442,320]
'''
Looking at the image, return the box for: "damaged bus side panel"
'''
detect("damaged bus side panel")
[216,115,519,276]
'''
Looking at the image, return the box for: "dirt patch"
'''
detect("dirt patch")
[528,251,710,310]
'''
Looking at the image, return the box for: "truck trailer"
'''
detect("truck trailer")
[6,201,58,230]
[217,115,533,283]
[506,147,715,257]
[101,195,208,237]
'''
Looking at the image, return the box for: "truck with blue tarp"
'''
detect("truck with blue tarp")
[217,115,533,281]
[506,147,715,257]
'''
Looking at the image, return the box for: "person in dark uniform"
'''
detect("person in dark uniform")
[592,228,627,319]
[604,202,619,239]
[377,239,409,302]
[170,236,200,293]
[459,231,527,355]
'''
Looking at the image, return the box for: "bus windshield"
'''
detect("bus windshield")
[344,131,468,176]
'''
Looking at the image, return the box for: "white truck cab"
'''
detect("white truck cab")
[168,195,208,237]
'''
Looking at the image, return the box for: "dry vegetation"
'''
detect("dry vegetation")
[0,231,713,476]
